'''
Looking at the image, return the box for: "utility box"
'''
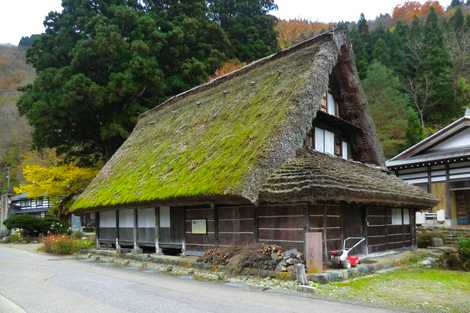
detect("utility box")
[305,232,323,273]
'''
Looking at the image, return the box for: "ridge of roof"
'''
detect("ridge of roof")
[388,112,470,162]
[139,30,340,119]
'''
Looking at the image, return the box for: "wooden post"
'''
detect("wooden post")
[155,207,160,254]
[304,204,310,233]
[322,206,328,262]
[212,203,219,246]
[95,211,100,249]
[445,163,451,220]
[254,205,259,243]
[427,165,432,193]
[115,210,120,251]
[132,208,140,253]
[181,206,186,256]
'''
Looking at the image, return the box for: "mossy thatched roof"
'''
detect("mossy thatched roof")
[260,149,437,208]
[72,31,426,211]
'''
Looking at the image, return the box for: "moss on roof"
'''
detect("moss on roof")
[260,149,437,208]
[72,40,322,210]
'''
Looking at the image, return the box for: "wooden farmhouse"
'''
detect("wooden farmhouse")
[72,31,435,258]
[387,109,470,227]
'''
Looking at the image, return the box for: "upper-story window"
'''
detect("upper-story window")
[321,92,338,116]
[313,127,350,160]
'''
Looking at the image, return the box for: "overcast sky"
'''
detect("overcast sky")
[0,0,452,45]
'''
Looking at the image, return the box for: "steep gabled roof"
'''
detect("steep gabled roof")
[387,109,470,168]
[71,31,385,211]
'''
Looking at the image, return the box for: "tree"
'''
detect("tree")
[276,19,333,49]
[18,0,230,164]
[207,0,279,61]
[363,62,411,158]
[392,1,444,23]
[403,9,456,129]
[14,162,97,218]
[450,0,463,7]
[350,14,370,79]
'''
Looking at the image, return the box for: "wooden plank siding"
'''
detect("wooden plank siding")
[367,207,414,253]
[257,204,307,251]
[96,203,418,256]
[184,205,217,252]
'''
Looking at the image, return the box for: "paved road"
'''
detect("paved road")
[0,245,398,313]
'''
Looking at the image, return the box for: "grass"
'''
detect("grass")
[317,268,470,313]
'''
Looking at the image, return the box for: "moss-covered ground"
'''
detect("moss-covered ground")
[317,268,470,313]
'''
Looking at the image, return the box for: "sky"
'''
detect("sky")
[0,0,453,45]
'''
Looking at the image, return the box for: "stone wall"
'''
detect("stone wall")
[418,226,470,245]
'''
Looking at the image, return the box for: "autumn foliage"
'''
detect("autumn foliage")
[276,20,334,49]
[392,1,445,22]
[210,59,245,80]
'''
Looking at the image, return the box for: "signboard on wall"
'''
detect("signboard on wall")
[191,219,207,234]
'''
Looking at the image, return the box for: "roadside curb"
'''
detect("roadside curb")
[0,294,25,313]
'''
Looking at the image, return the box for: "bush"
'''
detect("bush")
[8,228,24,243]
[3,215,46,236]
[41,234,95,255]
[417,232,445,248]
[3,214,69,237]
[458,238,470,260]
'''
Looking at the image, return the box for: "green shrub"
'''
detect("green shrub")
[458,238,470,260]
[417,233,433,248]
[3,214,69,237]
[3,215,46,236]
[417,232,445,248]
[8,228,24,242]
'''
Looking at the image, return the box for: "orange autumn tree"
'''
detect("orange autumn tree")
[276,19,334,49]
[210,59,245,80]
[392,1,444,22]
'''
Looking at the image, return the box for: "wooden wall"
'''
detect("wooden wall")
[257,204,306,251]
[184,205,216,252]
[367,207,414,253]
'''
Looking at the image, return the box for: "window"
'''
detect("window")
[392,208,403,225]
[391,208,410,225]
[314,127,325,152]
[341,141,349,160]
[314,128,335,155]
[403,209,410,225]
[320,92,337,116]
[327,93,336,115]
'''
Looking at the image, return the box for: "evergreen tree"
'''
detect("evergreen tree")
[207,0,279,62]
[18,0,230,163]
[450,0,463,7]
[350,13,370,79]
[363,62,411,157]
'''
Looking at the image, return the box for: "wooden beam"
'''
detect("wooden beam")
[212,203,219,246]
[155,207,160,254]
[95,211,100,249]
[116,210,120,243]
[427,166,432,193]
[254,205,259,243]
[133,208,139,251]
[445,163,451,220]
[322,205,328,261]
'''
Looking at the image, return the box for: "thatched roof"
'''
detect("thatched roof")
[72,30,430,211]
[260,149,436,208]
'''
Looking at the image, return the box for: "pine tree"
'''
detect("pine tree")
[207,0,279,62]
[350,13,370,79]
